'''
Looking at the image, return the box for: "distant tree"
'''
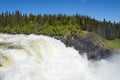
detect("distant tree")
[0,11,119,40]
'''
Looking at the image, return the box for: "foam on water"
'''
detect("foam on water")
[0,34,120,80]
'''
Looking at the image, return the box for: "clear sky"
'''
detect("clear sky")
[0,0,120,22]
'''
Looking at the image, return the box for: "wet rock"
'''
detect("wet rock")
[8,45,21,49]
[54,31,112,60]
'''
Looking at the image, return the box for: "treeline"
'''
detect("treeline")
[0,11,120,40]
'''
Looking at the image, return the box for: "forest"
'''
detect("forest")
[0,11,120,40]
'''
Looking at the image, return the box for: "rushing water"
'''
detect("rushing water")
[0,34,120,80]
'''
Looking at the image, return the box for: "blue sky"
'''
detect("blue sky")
[0,0,120,22]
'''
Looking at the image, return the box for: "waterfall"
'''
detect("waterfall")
[0,34,120,80]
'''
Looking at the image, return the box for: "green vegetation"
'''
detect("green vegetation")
[0,11,120,40]
[39,24,81,36]
[79,31,111,49]
[106,39,120,49]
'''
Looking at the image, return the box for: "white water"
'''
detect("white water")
[0,34,120,80]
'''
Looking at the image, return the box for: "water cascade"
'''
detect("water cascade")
[0,34,120,80]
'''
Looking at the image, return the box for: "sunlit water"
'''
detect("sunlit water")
[0,34,120,80]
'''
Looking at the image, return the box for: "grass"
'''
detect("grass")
[106,39,120,49]
[80,31,111,49]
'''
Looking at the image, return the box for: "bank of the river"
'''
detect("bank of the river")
[106,39,120,49]
[54,31,112,60]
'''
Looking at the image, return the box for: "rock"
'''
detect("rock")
[54,31,112,60]
[8,45,21,49]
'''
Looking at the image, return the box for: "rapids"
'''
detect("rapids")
[0,34,120,80]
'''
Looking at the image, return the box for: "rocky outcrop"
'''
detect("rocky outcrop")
[54,31,112,60]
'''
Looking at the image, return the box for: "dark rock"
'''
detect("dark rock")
[54,31,112,60]
[8,45,21,49]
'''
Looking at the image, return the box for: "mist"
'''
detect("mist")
[0,34,120,80]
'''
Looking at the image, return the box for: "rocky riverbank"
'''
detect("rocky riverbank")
[54,31,112,60]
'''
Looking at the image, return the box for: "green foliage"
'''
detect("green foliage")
[106,39,120,49]
[39,24,81,36]
[0,11,120,40]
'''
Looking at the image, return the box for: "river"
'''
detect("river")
[0,34,120,80]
